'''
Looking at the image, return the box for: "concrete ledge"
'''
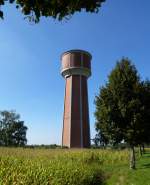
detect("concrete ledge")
[61,67,91,78]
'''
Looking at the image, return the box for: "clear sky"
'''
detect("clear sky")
[0,0,150,145]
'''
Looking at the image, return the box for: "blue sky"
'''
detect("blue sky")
[0,0,150,145]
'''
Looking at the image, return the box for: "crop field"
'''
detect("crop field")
[0,148,150,185]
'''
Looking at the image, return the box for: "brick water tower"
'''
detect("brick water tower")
[61,49,92,148]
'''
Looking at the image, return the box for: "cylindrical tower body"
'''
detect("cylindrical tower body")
[61,50,92,148]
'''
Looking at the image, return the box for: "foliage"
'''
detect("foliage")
[138,80,150,145]
[0,110,27,146]
[95,59,140,146]
[0,0,106,22]
[25,144,62,149]
[94,58,150,168]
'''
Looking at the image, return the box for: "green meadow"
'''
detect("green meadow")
[0,148,150,185]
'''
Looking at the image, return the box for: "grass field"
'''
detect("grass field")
[0,148,150,185]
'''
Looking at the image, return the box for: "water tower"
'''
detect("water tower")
[61,50,92,148]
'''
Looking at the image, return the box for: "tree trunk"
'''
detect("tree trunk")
[139,145,143,156]
[130,146,136,169]
[142,144,145,154]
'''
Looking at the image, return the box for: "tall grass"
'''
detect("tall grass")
[0,148,129,185]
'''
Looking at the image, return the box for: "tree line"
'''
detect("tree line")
[94,58,150,169]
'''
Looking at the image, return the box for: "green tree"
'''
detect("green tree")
[0,110,27,146]
[94,58,147,169]
[92,133,108,148]
[0,0,106,22]
[138,80,150,153]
